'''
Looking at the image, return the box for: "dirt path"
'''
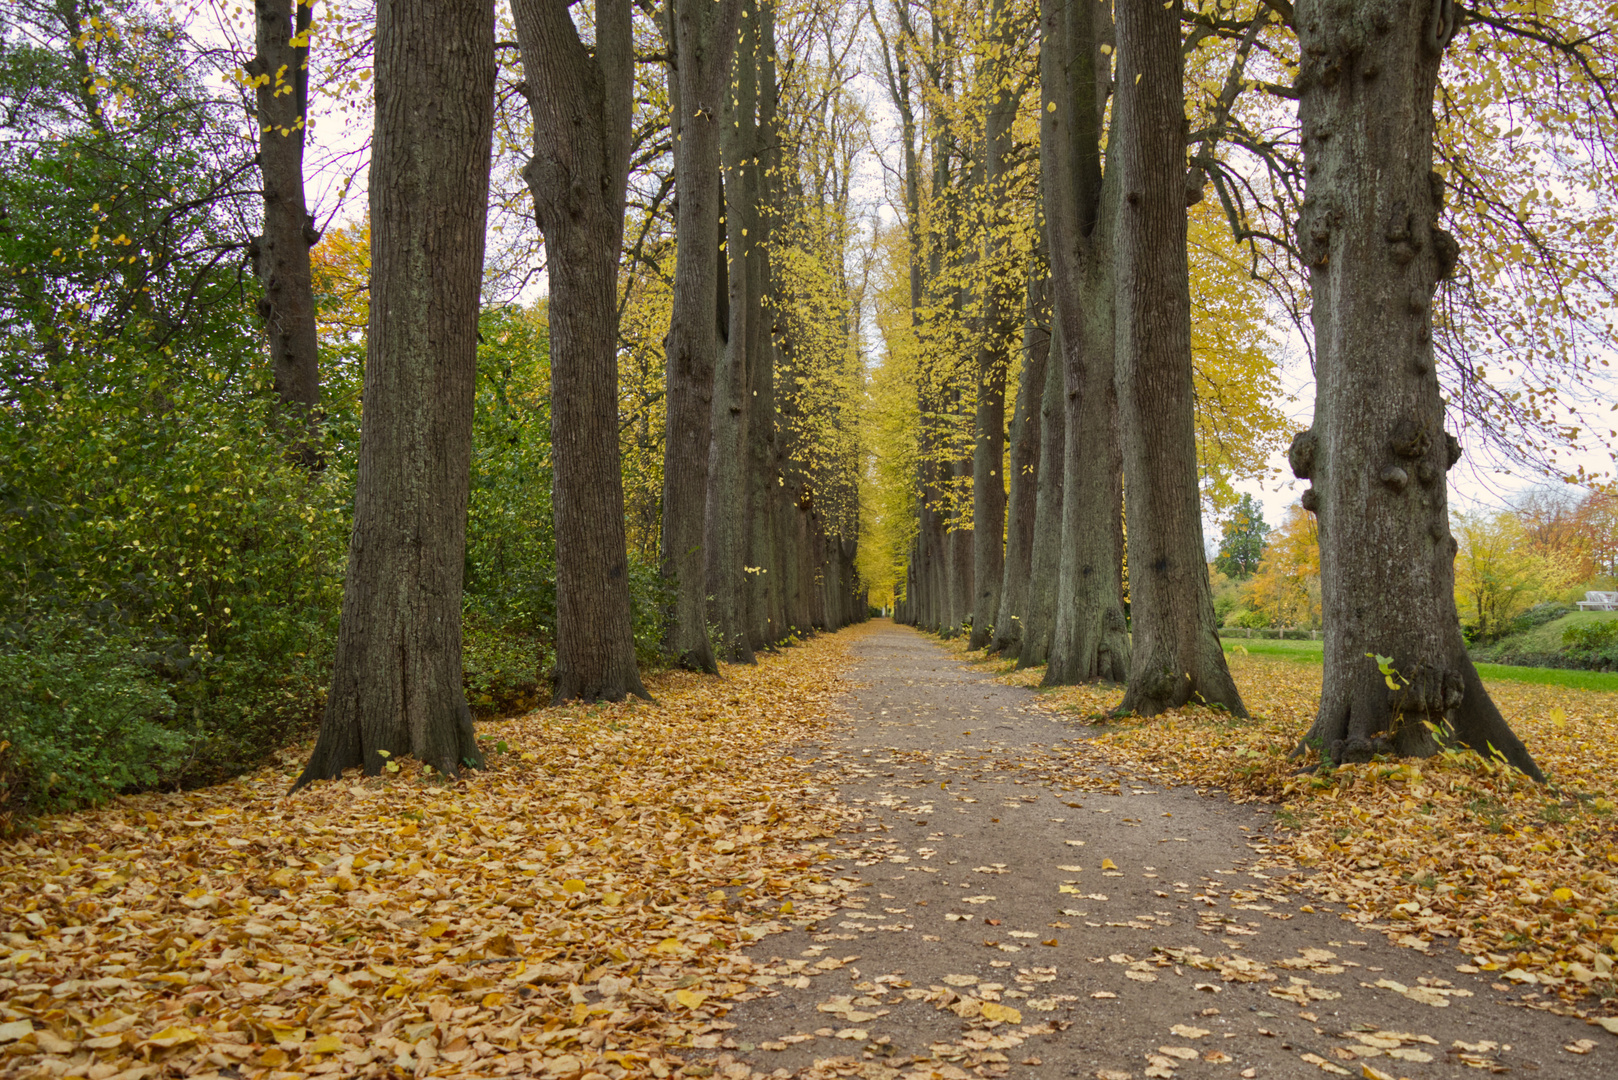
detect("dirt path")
[702,621,1601,1080]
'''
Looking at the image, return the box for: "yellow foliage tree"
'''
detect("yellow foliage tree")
[1239,504,1320,629]
[1452,508,1581,639]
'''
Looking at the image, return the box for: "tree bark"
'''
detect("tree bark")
[967,0,1017,649]
[989,271,1050,658]
[706,0,758,663]
[1016,342,1065,668]
[250,0,320,463]
[1294,0,1540,777]
[293,0,493,789]
[661,0,742,672]
[747,2,785,649]
[1038,0,1130,685]
[1113,0,1244,716]
[513,0,648,703]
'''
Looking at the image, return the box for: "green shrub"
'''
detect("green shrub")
[1564,620,1618,651]
[0,619,186,821]
[1228,607,1268,629]
[1512,601,1573,634]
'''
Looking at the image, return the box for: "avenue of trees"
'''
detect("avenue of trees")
[3,0,1616,816]
[867,0,1617,779]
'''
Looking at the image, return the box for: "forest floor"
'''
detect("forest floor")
[0,621,1614,1080]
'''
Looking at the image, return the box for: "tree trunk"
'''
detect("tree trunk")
[293,0,492,789]
[1016,340,1065,668]
[250,0,320,463]
[706,0,758,664]
[661,0,742,672]
[1038,0,1130,685]
[513,0,648,703]
[967,0,1016,650]
[945,452,974,638]
[1294,0,1540,777]
[747,5,785,649]
[989,272,1050,658]
[1113,0,1244,716]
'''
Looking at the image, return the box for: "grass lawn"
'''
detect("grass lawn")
[1221,635,1618,692]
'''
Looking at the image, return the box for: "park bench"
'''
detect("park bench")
[1576,591,1618,610]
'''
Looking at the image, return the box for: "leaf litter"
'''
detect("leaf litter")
[998,651,1618,1025]
[0,633,873,1079]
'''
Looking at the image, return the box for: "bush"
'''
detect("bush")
[1511,601,1573,635]
[1563,620,1618,670]
[0,619,186,822]
[1227,607,1269,629]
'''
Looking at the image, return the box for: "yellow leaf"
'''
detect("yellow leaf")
[653,938,684,953]
[1551,707,1567,728]
[563,879,587,893]
[424,921,449,938]
[675,988,708,1009]
[1552,887,1573,902]
[1101,858,1118,870]
[270,1027,307,1045]
[307,1034,345,1054]
[979,1002,1022,1024]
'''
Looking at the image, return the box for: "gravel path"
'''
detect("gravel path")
[699,621,1603,1080]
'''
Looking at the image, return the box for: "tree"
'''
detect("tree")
[988,270,1049,657]
[660,0,741,672]
[1291,0,1541,778]
[248,0,321,461]
[1112,0,1245,717]
[966,0,1019,650]
[1037,0,1130,686]
[512,0,649,702]
[1214,493,1269,579]
[294,0,495,787]
[1240,503,1320,629]
[1452,509,1579,640]
[706,0,762,664]
[1573,490,1618,580]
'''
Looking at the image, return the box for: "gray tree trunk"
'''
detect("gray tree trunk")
[1112,0,1244,716]
[1016,344,1065,668]
[747,7,785,648]
[706,0,758,664]
[514,0,648,702]
[968,0,1016,649]
[1294,0,1539,777]
[294,0,493,788]
[250,0,320,463]
[1039,0,1130,685]
[660,0,742,672]
[989,272,1050,658]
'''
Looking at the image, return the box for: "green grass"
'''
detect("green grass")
[1221,636,1618,693]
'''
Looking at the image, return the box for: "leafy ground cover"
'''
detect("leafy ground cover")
[0,635,867,1079]
[994,652,1618,1013]
[1220,637,1618,692]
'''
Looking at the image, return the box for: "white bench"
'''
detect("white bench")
[1576,591,1618,611]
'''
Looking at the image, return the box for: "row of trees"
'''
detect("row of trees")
[864,0,1618,778]
[275,0,881,785]
[1,0,881,812]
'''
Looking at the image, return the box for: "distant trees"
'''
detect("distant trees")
[1452,509,1580,641]
[1237,505,1321,630]
[1214,494,1269,580]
